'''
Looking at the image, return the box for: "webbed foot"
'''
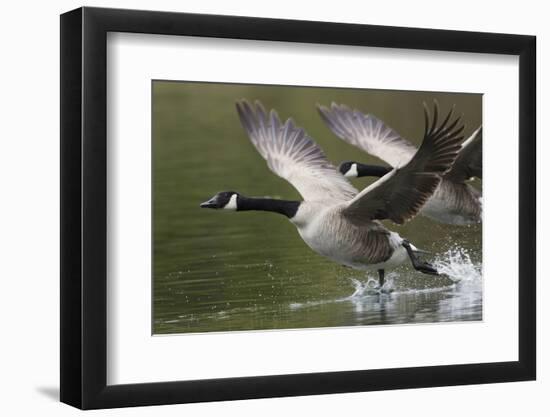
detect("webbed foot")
[415,261,439,275]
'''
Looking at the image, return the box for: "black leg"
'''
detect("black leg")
[378,269,385,287]
[402,240,439,275]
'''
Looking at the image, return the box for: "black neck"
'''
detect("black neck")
[237,196,300,218]
[356,163,392,178]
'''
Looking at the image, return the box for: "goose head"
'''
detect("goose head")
[200,191,239,210]
[338,161,359,178]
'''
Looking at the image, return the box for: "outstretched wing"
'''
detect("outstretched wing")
[317,102,418,168]
[342,101,465,224]
[236,100,357,202]
[444,126,482,182]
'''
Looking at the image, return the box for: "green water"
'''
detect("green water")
[152,81,482,334]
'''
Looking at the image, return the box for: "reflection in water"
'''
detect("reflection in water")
[154,247,482,334]
[277,248,479,327]
[152,82,483,334]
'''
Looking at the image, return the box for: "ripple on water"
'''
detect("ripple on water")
[289,246,482,322]
[157,246,482,333]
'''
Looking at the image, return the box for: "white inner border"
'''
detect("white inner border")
[107,33,519,385]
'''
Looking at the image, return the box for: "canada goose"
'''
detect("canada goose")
[318,103,482,225]
[200,100,465,288]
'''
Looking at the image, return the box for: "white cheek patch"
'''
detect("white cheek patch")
[345,163,358,178]
[223,194,238,210]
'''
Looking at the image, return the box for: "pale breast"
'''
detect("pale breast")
[293,205,397,268]
[422,180,482,225]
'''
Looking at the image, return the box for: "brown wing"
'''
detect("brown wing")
[342,101,465,224]
[444,126,482,182]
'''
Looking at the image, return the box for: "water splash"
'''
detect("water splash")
[347,274,397,298]
[290,274,396,310]
[432,246,481,283]
[348,278,374,297]
[289,247,481,311]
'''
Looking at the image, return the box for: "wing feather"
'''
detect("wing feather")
[236,100,357,202]
[444,126,482,182]
[317,102,418,167]
[342,101,465,224]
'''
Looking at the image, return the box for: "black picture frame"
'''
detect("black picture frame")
[60,6,536,410]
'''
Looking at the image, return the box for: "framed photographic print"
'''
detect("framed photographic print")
[60,6,536,409]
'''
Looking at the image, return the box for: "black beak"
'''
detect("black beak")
[200,198,218,209]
